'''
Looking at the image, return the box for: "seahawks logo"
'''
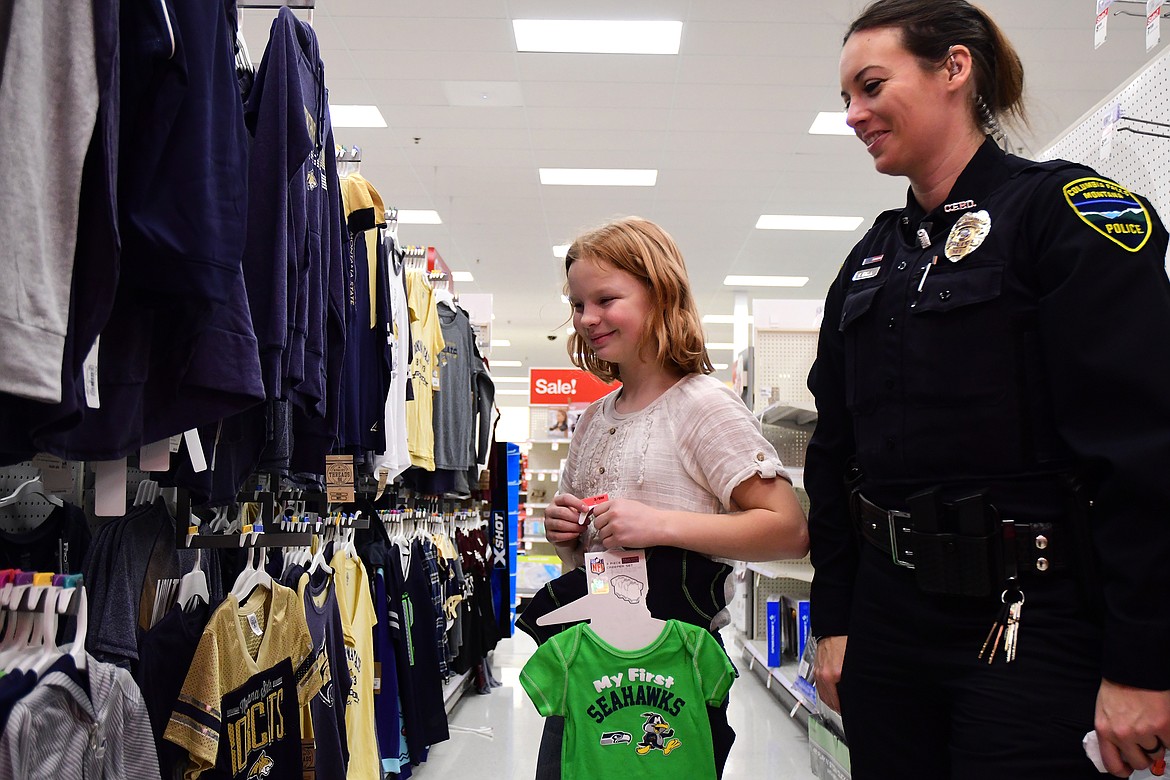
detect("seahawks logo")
[247,751,274,779]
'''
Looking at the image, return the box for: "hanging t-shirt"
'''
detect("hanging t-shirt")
[165,584,325,780]
[331,552,380,780]
[520,620,736,780]
[136,600,212,779]
[376,239,414,481]
[404,271,445,471]
[370,566,409,777]
[0,500,90,573]
[295,569,349,780]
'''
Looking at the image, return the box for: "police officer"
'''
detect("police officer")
[806,1,1170,778]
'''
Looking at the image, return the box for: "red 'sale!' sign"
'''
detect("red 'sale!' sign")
[528,368,617,406]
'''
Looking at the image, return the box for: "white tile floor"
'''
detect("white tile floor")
[413,629,818,779]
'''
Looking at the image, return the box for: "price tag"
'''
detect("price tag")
[93,458,127,517]
[1096,0,1113,49]
[82,336,101,409]
[139,439,171,472]
[375,468,389,500]
[1148,0,1163,51]
[168,435,182,453]
[1100,103,1122,160]
[326,454,355,502]
[184,429,207,473]
[32,453,73,496]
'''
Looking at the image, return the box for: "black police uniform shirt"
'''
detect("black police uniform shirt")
[805,138,1170,689]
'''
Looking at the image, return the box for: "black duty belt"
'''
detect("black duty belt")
[858,494,1065,575]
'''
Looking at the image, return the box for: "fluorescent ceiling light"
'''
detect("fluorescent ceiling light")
[329,105,387,128]
[704,342,736,350]
[513,20,682,55]
[723,275,810,288]
[712,363,729,370]
[701,314,754,325]
[540,168,657,187]
[490,339,511,347]
[492,360,523,367]
[808,111,853,136]
[496,388,529,396]
[397,209,443,225]
[553,244,570,258]
[452,271,474,283]
[756,214,864,231]
[492,376,530,384]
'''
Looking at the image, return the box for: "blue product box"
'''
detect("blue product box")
[766,598,782,667]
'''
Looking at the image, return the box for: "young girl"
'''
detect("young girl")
[541,216,808,776]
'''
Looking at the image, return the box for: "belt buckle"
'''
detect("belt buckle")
[887,509,914,569]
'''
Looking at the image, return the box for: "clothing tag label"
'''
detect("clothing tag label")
[301,739,315,778]
[326,454,356,502]
[373,662,382,694]
[93,458,127,517]
[579,493,608,525]
[1101,103,1121,160]
[168,435,182,453]
[1148,0,1163,51]
[139,439,171,472]
[1096,0,1113,49]
[246,612,263,636]
[83,336,101,409]
[585,548,649,603]
[184,429,208,473]
[375,468,389,500]
[32,453,73,496]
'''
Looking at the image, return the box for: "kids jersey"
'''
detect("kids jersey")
[404,270,445,470]
[331,551,380,780]
[520,620,735,780]
[165,584,325,780]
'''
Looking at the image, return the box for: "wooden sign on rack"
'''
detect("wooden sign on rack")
[325,454,356,502]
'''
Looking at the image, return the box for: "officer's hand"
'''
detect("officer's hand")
[1095,678,1170,777]
[814,635,848,715]
[544,492,590,550]
[591,498,662,550]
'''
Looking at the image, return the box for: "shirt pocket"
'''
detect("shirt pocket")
[905,264,1011,406]
[838,282,884,412]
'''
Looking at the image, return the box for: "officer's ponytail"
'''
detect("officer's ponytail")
[845,0,1028,136]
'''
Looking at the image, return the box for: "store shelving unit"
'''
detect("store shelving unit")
[516,439,569,598]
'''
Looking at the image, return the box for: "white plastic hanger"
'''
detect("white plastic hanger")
[229,531,272,602]
[177,544,210,611]
[0,477,64,509]
[535,551,667,652]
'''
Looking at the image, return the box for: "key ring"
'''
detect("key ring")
[1000,588,1025,605]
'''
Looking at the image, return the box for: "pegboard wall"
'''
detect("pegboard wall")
[1039,45,1170,271]
[0,460,83,533]
[752,331,818,415]
[752,574,812,642]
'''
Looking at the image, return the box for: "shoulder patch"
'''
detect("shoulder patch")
[1062,177,1151,252]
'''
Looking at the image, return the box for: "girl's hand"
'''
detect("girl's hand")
[590,497,663,550]
[545,492,590,549]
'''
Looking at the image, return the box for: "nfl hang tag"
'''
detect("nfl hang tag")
[945,211,991,262]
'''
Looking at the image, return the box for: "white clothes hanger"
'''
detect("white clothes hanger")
[535,550,667,652]
[229,531,272,602]
[0,477,64,509]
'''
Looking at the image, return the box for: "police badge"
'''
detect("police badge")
[944,210,991,262]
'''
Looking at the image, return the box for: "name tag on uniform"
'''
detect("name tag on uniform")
[852,267,880,281]
[861,254,884,265]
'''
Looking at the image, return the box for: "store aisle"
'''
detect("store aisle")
[414,629,818,779]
